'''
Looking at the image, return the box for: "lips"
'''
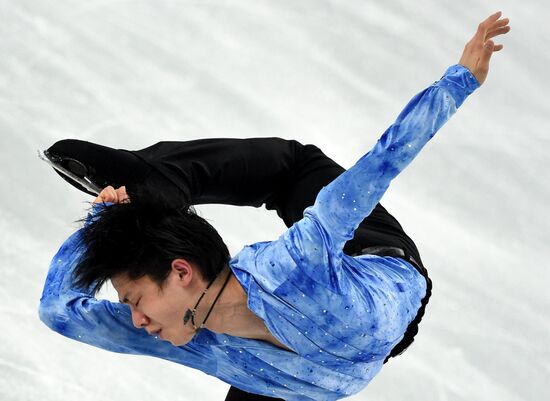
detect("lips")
[149,329,162,337]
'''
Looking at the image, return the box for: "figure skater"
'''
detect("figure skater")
[39,12,510,401]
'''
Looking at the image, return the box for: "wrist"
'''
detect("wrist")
[438,64,480,108]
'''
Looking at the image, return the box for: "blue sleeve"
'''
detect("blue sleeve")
[38,220,211,371]
[284,65,479,264]
[38,228,154,353]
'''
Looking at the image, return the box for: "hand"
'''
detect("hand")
[459,11,511,85]
[93,185,130,204]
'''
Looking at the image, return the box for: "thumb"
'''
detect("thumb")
[476,40,494,85]
[483,39,495,56]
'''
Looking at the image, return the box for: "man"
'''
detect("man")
[39,13,509,401]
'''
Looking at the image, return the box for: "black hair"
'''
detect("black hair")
[73,187,230,295]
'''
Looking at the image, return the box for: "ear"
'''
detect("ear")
[170,258,194,286]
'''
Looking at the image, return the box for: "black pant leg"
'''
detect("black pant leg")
[224,386,284,401]
[48,138,423,262]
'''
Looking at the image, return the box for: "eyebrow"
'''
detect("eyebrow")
[119,292,130,304]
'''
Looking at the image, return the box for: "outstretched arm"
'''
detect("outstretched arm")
[284,12,510,265]
[38,226,215,373]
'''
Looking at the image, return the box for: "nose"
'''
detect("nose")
[130,308,150,328]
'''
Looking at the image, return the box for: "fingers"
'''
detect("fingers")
[491,16,510,29]
[482,13,510,52]
[486,25,510,41]
[474,12,499,42]
[485,18,510,41]
[115,186,131,203]
[94,186,115,204]
[474,12,507,44]
[93,185,129,204]
[478,11,503,33]
[464,12,509,55]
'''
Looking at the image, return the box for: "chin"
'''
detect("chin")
[169,335,193,347]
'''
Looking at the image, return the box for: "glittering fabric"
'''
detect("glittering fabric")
[39,65,479,401]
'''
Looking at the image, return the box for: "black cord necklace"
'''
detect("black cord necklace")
[183,267,232,332]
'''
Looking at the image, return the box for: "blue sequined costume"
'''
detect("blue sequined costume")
[39,65,479,401]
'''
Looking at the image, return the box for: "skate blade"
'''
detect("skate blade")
[38,149,102,196]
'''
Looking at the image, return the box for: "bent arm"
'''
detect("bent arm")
[38,229,210,371]
[39,230,153,352]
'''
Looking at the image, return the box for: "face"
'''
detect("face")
[111,259,204,346]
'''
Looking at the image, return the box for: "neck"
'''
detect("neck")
[192,267,242,333]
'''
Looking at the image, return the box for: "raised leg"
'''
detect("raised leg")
[47,138,422,262]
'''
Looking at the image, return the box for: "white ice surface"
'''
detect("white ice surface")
[1,0,549,400]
